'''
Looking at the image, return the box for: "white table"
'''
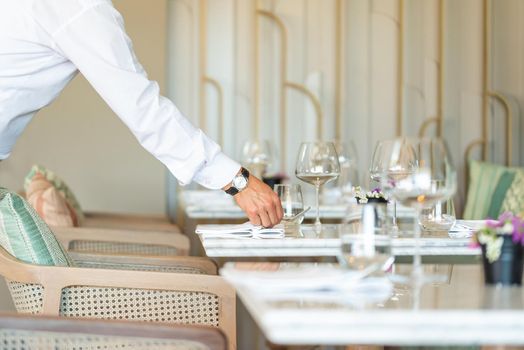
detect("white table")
[197,224,480,259]
[225,263,524,346]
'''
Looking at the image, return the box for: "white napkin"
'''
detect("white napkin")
[221,264,393,304]
[448,220,485,238]
[196,222,285,239]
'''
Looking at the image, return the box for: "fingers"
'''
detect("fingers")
[247,196,279,227]
[258,209,272,228]
[246,208,262,226]
[234,175,285,227]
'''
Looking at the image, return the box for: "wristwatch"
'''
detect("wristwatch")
[225,167,250,196]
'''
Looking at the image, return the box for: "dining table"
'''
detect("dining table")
[195,223,481,265]
[222,262,524,348]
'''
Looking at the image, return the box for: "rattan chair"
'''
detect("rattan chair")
[0,313,227,349]
[0,248,236,349]
[52,226,190,256]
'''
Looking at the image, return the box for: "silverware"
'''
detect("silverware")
[286,206,311,222]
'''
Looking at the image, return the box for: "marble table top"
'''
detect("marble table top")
[223,263,524,346]
[197,224,480,258]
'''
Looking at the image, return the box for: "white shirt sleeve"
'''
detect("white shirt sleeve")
[32,1,240,189]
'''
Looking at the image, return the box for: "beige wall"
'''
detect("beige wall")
[0,0,168,215]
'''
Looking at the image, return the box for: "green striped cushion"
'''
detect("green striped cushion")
[496,170,524,218]
[0,188,72,266]
[464,161,524,220]
[24,165,84,224]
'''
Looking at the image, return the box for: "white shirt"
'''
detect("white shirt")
[0,0,240,189]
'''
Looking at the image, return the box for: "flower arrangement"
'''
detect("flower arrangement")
[472,212,524,263]
[354,186,388,204]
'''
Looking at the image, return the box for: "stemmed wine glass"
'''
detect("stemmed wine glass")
[241,140,275,179]
[370,140,416,233]
[295,142,341,228]
[380,137,457,285]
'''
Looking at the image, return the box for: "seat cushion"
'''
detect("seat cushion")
[464,161,524,219]
[0,188,72,266]
[24,165,84,224]
[25,172,79,227]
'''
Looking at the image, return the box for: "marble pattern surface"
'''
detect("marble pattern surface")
[224,264,524,346]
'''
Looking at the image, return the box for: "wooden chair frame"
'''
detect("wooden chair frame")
[83,211,181,233]
[68,252,218,275]
[0,248,236,349]
[0,313,227,349]
[52,226,190,256]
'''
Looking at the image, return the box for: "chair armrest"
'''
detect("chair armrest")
[52,226,190,256]
[83,211,181,233]
[69,252,218,275]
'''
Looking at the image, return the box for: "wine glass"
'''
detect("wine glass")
[369,140,416,233]
[380,137,457,285]
[241,140,275,178]
[295,142,340,228]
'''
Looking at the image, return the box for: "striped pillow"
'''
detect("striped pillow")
[24,165,84,225]
[487,170,524,219]
[464,161,524,220]
[0,188,72,266]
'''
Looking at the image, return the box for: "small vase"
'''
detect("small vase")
[481,235,524,285]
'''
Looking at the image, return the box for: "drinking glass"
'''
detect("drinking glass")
[339,203,394,273]
[370,140,416,232]
[380,137,457,284]
[274,184,305,224]
[419,186,456,233]
[241,140,274,178]
[295,142,340,228]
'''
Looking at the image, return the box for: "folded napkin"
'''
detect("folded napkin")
[448,220,485,238]
[221,264,393,305]
[196,222,285,239]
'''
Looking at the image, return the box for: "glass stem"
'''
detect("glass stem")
[412,206,423,283]
[315,184,321,226]
[392,200,397,227]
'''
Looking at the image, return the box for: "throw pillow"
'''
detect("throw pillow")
[24,165,84,224]
[26,173,79,227]
[0,188,72,266]
[464,161,524,219]
[488,170,524,219]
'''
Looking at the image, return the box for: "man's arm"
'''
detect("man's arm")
[35,1,282,226]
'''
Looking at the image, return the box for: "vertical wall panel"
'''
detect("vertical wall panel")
[166,0,524,218]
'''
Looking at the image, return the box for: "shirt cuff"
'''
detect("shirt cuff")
[192,152,241,190]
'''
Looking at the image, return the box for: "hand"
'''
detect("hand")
[233,175,283,227]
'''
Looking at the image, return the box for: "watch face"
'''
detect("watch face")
[233,175,248,190]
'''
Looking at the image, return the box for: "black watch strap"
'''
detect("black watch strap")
[225,167,250,196]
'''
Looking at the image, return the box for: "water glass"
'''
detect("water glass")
[339,203,394,273]
[419,196,456,232]
[274,184,305,224]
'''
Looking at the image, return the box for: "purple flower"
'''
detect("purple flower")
[486,219,502,229]
[469,240,481,249]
